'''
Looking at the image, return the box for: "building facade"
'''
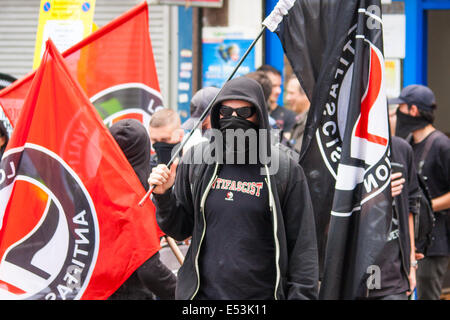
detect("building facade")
[0,0,449,132]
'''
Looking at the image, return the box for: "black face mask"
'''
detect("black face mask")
[219,116,259,132]
[153,142,178,165]
[395,108,431,139]
[219,117,259,163]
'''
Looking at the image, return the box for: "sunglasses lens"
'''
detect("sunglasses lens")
[237,107,252,119]
[219,105,233,117]
[219,105,256,118]
[237,107,252,118]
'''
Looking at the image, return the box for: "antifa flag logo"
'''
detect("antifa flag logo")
[0,144,98,300]
[332,37,390,217]
[90,83,164,128]
[316,24,390,216]
[316,25,358,179]
[351,42,389,163]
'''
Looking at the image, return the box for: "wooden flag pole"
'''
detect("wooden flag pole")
[165,236,185,265]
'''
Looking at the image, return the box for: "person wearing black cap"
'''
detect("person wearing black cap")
[389,84,450,300]
[149,76,319,300]
[0,121,8,157]
[108,119,177,300]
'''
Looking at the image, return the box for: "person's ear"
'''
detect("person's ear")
[410,105,420,117]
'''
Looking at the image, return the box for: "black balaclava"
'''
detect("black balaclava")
[395,108,431,139]
[109,119,151,190]
[152,142,178,165]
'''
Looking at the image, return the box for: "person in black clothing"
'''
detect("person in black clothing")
[0,121,8,157]
[359,136,421,300]
[108,119,177,300]
[389,84,450,300]
[149,76,319,300]
[257,65,296,132]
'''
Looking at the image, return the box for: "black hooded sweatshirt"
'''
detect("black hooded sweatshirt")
[109,119,151,190]
[153,76,319,300]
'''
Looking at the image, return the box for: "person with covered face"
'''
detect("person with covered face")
[148,76,319,300]
[389,84,450,300]
[148,108,184,168]
[108,119,177,300]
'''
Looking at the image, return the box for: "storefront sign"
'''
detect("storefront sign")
[202,27,257,88]
[33,0,96,69]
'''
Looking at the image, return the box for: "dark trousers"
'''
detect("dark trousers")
[137,251,177,300]
[109,251,177,300]
[416,255,450,300]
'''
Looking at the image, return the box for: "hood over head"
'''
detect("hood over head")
[210,76,272,162]
[109,119,151,189]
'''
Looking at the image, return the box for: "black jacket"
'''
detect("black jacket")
[153,77,319,300]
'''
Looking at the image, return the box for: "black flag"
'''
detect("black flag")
[264,0,393,299]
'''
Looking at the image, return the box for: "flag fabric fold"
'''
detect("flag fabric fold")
[267,0,392,299]
[0,39,161,300]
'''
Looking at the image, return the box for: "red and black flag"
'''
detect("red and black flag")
[0,1,162,129]
[0,40,161,300]
[265,0,392,299]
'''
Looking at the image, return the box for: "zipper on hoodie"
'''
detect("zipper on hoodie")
[264,164,281,300]
[190,162,220,300]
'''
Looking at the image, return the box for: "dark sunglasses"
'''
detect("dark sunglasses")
[219,105,256,119]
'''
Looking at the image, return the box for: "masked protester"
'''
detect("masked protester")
[149,109,184,168]
[181,87,219,152]
[109,119,177,300]
[389,84,450,300]
[148,76,319,300]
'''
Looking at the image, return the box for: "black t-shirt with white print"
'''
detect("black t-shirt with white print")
[196,163,276,300]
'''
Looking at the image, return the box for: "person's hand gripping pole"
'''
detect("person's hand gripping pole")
[139,158,179,206]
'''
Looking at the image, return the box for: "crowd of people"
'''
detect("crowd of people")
[0,65,448,301]
[146,66,449,300]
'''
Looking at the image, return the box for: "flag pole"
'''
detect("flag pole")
[165,236,185,265]
[139,25,267,206]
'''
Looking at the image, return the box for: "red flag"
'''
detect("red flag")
[0,1,163,129]
[0,40,161,300]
